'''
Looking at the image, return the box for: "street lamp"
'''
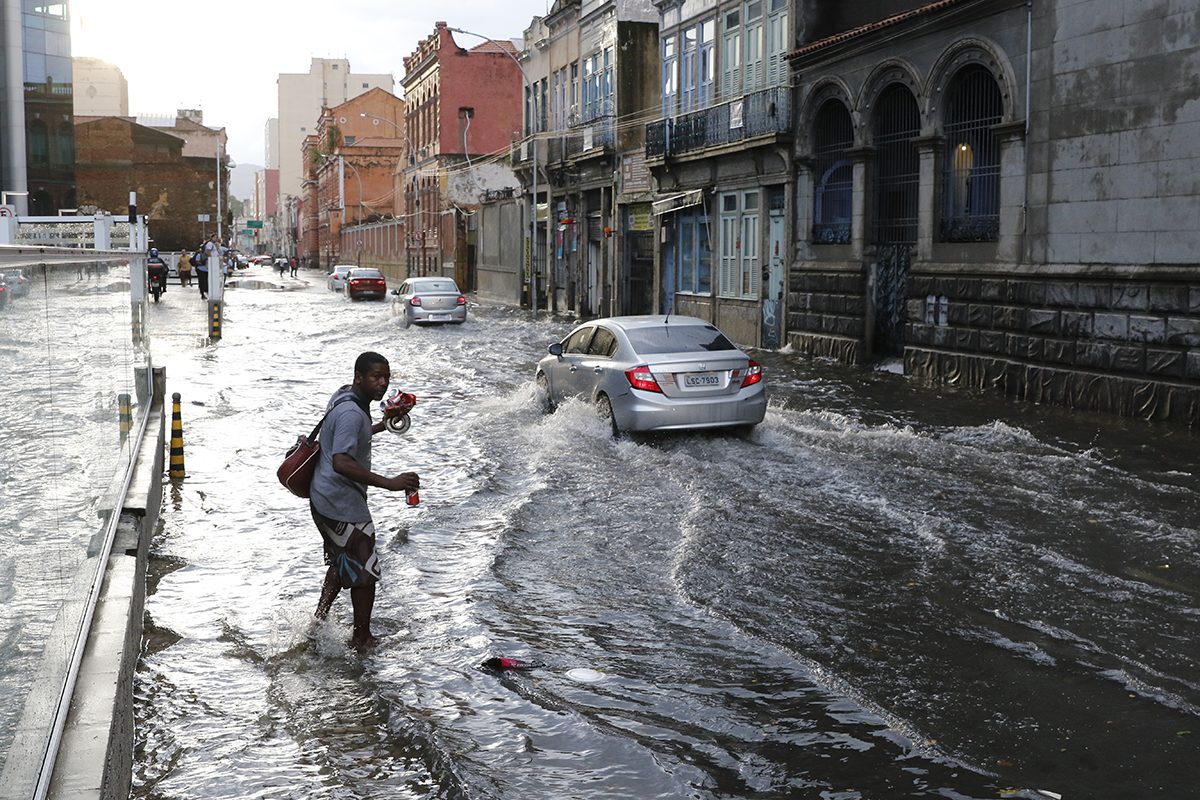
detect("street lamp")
[446,27,541,317]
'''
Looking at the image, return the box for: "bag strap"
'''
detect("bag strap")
[307,394,360,442]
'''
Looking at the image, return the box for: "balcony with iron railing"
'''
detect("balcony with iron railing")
[564,115,615,160]
[646,86,791,160]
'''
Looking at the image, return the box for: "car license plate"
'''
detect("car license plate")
[683,373,721,388]
[429,313,451,321]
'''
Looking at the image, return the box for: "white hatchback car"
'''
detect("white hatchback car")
[535,315,766,434]
[327,265,355,292]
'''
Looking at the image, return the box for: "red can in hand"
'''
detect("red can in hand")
[405,488,420,506]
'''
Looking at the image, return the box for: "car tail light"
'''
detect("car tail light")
[409,296,422,306]
[740,360,763,388]
[456,295,467,305]
[625,365,663,393]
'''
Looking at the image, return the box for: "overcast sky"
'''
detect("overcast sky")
[70,0,550,168]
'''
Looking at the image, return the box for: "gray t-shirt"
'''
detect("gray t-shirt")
[309,385,373,522]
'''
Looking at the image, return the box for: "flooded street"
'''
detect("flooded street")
[133,266,1199,799]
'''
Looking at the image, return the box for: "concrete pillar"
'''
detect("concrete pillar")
[794,158,814,262]
[995,122,1027,264]
[847,146,874,261]
[915,135,943,262]
[1,0,28,216]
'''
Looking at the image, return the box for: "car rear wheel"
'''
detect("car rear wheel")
[595,393,619,437]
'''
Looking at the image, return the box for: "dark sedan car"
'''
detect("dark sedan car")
[345,268,388,301]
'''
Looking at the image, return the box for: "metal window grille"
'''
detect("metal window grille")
[811,99,853,244]
[941,65,1002,242]
[871,84,920,245]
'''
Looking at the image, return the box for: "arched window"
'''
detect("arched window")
[811,98,853,244]
[941,65,1002,241]
[871,83,920,245]
[28,119,50,166]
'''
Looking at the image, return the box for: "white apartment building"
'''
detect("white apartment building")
[72,56,128,117]
[274,58,393,211]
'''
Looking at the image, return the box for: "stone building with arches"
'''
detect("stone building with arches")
[786,0,1200,424]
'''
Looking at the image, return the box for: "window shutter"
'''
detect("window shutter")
[766,10,788,87]
[721,30,740,100]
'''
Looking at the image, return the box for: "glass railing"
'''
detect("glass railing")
[0,250,153,799]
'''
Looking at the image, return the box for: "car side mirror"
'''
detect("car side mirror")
[548,342,564,358]
[391,288,401,295]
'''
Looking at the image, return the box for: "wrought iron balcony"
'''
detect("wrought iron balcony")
[565,115,615,160]
[646,86,791,159]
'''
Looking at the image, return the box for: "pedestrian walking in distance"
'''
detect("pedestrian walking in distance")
[309,351,420,647]
[177,249,192,287]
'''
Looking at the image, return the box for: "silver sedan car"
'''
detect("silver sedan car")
[534,315,766,434]
[391,277,468,325]
[327,264,355,291]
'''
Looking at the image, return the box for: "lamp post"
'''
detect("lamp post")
[447,27,540,317]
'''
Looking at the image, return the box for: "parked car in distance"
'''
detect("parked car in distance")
[391,277,467,325]
[327,264,355,292]
[2,269,30,298]
[534,315,766,434]
[345,268,388,301]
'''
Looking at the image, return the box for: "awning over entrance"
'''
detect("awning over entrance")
[651,189,704,216]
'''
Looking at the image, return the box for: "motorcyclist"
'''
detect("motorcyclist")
[147,247,168,295]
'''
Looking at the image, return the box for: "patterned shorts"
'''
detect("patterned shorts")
[310,506,381,589]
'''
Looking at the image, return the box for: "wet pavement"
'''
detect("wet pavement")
[131,264,1199,799]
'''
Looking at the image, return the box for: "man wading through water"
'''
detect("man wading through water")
[309,351,420,647]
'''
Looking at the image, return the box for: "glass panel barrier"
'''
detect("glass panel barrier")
[0,253,152,799]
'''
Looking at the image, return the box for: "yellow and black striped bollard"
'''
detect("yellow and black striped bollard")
[118,393,131,442]
[169,392,186,479]
[209,300,221,340]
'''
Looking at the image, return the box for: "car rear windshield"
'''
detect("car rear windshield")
[413,281,459,293]
[624,324,736,354]
[350,270,383,278]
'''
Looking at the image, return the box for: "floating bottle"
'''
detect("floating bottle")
[481,656,539,671]
[405,488,420,507]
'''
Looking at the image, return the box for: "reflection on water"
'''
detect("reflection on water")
[133,269,1199,799]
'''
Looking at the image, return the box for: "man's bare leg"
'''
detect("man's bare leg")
[315,565,340,620]
[350,584,377,646]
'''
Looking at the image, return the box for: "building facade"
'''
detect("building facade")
[786,0,1200,424]
[400,23,523,288]
[646,0,795,347]
[72,56,127,117]
[275,59,393,216]
[74,116,227,251]
[0,0,76,215]
[296,88,407,269]
[503,0,659,317]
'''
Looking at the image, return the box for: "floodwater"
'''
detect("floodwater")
[133,266,1199,800]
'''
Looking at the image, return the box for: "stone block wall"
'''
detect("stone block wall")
[787,265,868,362]
[904,269,1200,424]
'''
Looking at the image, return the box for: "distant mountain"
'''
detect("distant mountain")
[230,162,262,202]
